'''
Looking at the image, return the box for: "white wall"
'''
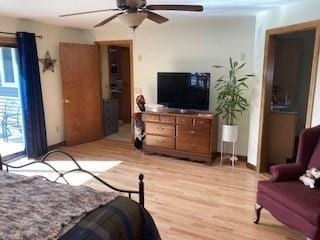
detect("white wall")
[249,0,320,166]
[93,17,256,156]
[0,15,93,146]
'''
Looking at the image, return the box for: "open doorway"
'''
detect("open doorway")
[258,22,320,172]
[98,40,133,142]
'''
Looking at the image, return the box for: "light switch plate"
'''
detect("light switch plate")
[135,87,143,94]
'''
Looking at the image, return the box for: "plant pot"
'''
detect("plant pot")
[222,124,238,143]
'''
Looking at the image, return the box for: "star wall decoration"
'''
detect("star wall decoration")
[39,51,57,73]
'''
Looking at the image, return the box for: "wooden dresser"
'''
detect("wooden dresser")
[143,111,218,163]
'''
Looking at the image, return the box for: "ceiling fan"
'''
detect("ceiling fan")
[60,0,204,29]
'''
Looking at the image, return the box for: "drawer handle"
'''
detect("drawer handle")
[191,145,196,148]
[157,127,164,130]
[189,130,196,135]
[198,121,204,124]
[157,139,163,143]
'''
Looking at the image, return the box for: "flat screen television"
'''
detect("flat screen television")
[157,72,210,110]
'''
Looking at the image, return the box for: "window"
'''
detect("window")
[2,48,14,83]
[0,46,25,157]
[0,47,19,88]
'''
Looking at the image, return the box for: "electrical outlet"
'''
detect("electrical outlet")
[56,126,59,133]
[138,55,142,62]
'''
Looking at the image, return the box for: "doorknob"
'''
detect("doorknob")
[64,99,70,104]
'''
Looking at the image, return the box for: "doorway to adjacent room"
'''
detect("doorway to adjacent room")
[97,40,134,142]
[258,21,320,172]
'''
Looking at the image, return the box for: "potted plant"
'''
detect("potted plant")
[213,57,254,143]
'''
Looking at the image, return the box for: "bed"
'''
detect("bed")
[0,150,160,240]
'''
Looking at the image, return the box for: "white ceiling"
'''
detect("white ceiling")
[0,0,302,29]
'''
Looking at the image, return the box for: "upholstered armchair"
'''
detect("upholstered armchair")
[255,125,320,240]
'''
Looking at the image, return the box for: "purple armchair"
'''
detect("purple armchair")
[255,125,320,240]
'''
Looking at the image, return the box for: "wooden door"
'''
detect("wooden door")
[60,43,103,146]
[118,47,131,123]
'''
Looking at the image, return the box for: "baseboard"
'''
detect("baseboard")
[48,141,66,151]
[246,162,257,171]
[2,151,25,163]
[217,152,257,171]
[217,152,248,162]
[1,142,65,164]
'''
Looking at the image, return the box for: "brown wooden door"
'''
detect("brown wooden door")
[118,47,131,123]
[60,43,103,146]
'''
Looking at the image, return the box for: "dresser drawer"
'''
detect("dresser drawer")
[177,125,210,139]
[177,116,193,126]
[176,138,210,154]
[143,114,160,122]
[160,115,176,124]
[145,122,175,136]
[146,135,175,149]
[195,118,211,127]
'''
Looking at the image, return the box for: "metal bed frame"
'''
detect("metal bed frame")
[0,150,144,206]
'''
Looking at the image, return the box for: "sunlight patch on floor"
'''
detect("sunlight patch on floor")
[6,158,122,186]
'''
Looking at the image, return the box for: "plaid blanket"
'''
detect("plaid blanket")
[0,171,118,240]
[59,196,161,240]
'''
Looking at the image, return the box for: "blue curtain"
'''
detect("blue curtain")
[16,32,48,158]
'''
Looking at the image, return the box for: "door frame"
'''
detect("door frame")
[95,40,134,139]
[257,20,320,172]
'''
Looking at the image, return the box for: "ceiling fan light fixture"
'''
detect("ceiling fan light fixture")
[118,12,148,29]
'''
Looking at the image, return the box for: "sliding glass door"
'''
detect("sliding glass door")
[0,46,25,158]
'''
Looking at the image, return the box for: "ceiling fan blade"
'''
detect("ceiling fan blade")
[59,9,119,17]
[94,12,124,27]
[142,10,168,24]
[146,4,203,12]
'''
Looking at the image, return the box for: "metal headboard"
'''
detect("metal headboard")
[0,150,144,206]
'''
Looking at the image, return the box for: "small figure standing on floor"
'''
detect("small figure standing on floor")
[133,95,146,150]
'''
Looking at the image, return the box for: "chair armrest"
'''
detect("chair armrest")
[270,164,305,182]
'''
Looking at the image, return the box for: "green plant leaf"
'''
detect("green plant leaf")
[229,57,233,70]
[240,82,249,88]
[237,77,248,82]
[213,57,251,124]
[216,76,224,82]
[236,63,246,70]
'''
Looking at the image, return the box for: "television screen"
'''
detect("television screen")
[157,72,210,110]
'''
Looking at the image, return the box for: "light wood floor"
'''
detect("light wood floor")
[105,123,132,142]
[55,139,302,240]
